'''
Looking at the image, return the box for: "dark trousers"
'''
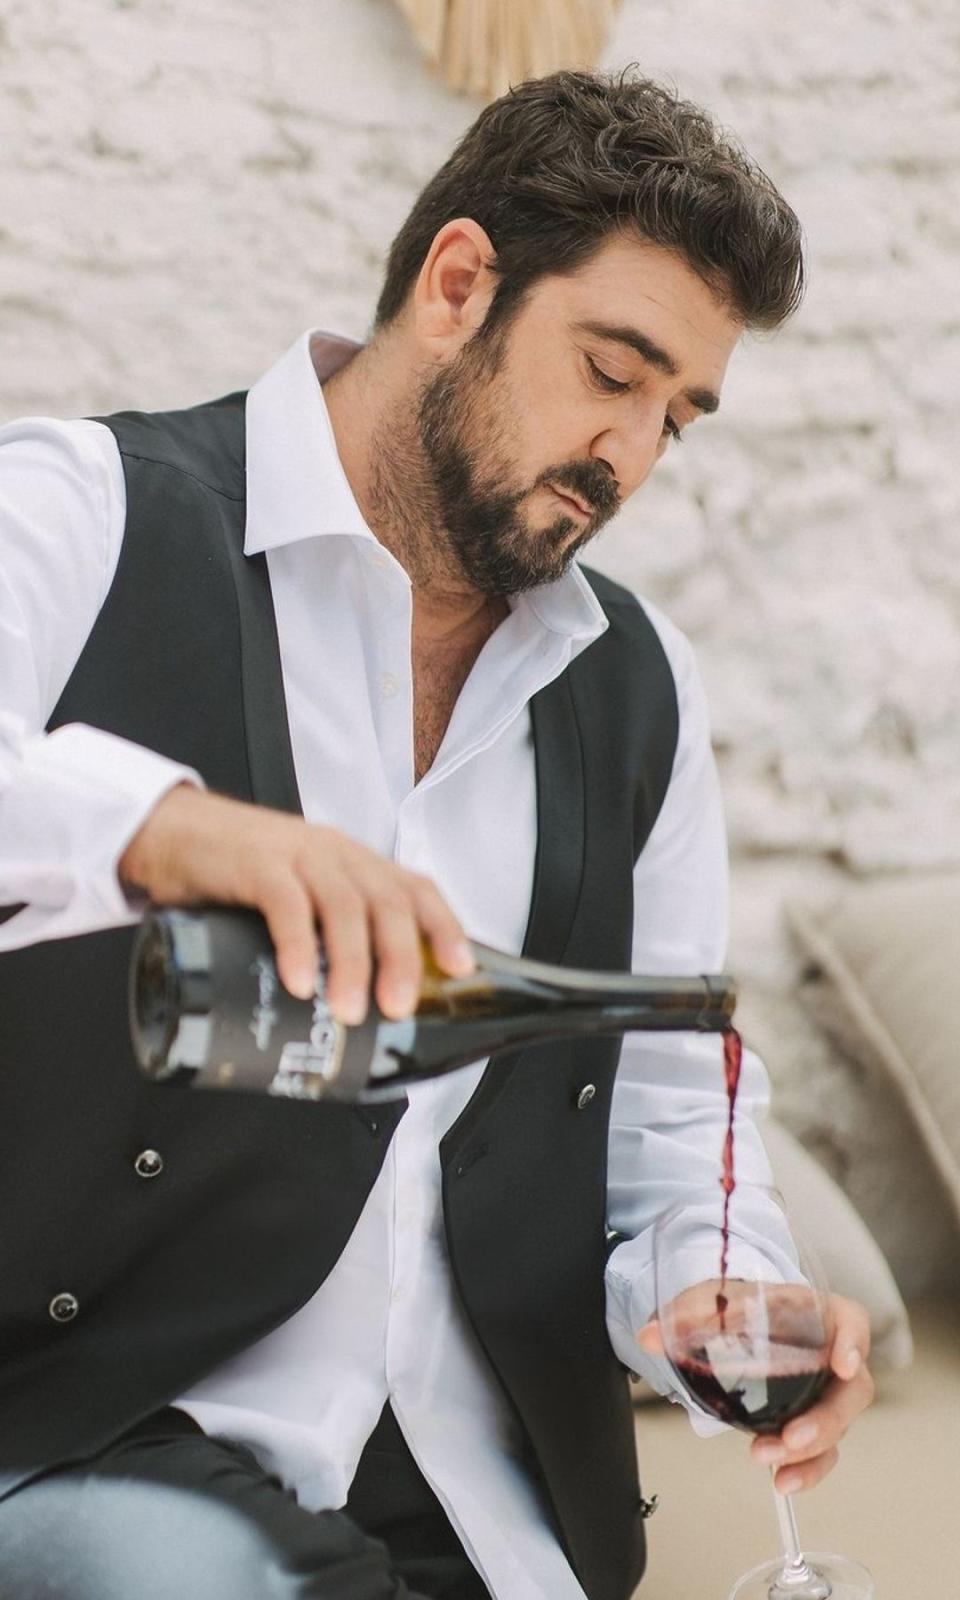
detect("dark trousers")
[0,1404,491,1600]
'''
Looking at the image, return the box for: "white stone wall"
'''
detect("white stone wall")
[2,0,958,1290]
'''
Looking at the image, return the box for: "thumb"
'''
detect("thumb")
[636,1319,665,1356]
[828,1293,871,1381]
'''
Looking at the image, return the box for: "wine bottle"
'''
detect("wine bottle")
[129,907,736,1104]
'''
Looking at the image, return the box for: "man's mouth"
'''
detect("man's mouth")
[550,485,593,520]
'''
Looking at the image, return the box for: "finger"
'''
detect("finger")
[636,1321,665,1355]
[773,1445,839,1497]
[783,1364,875,1452]
[258,874,319,1000]
[753,1364,874,1467]
[405,873,474,976]
[311,879,372,1025]
[828,1294,871,1380]
[368,893,423,1019]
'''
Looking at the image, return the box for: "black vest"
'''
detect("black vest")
[0,393,680,1600]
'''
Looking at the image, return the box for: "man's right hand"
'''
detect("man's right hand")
[118,783,474,1022]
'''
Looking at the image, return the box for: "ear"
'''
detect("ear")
[412,218,497,353]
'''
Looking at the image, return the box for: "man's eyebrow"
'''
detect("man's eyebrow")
[574,318,721,415]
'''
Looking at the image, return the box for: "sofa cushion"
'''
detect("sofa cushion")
[786,876,960,1236]
[760,1117,913,1371]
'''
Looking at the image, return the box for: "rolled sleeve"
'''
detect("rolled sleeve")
[606,1234,728,1436]
[0,715,201,949]
[0,418,203,950]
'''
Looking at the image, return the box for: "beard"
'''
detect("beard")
[411,325,621,596]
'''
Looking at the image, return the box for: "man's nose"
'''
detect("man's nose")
[590,416,664,496]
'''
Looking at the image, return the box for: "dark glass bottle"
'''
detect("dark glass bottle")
[130,907,736,1104]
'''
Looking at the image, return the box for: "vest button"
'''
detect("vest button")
[134,1149,164,1179]
[49,1292,79,1323]
[576,1084,596,1110]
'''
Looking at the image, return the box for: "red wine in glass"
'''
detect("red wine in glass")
[673,1335,831,1435]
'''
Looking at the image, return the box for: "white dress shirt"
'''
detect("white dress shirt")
[0,330,775,1600]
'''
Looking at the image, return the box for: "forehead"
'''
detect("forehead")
[530,233,743,372]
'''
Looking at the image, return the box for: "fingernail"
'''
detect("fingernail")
[778,1472,803,1495]
[842,1348,861,1378]
[787,1422,817,1450]
[450,939,475,974]
[756,1443,786,1465]
[389,982,418,1017]
[339,991,367,1026]
[289,966,317,1001]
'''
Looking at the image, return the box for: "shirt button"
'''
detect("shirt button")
[576,1084,597,1110]
[49,1292,79,1323]
[134,1149,164,1179]
[379,672,398,699]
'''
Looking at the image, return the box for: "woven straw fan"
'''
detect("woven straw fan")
[395,0,622,99]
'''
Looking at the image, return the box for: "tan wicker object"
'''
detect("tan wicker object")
[394,0,622,99]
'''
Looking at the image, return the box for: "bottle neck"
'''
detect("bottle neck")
[417,942,734,1023]
[369,974,733,1088]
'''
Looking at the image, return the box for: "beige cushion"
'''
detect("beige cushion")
[760,1118,913,1372]
[786,876,960,1235]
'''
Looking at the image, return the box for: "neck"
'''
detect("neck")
[322,337,506,645]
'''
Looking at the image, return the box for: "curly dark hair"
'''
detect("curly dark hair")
[374,69,804,335]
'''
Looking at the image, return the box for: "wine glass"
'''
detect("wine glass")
[652,1184,874,1600]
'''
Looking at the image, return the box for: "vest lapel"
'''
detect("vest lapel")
[440,666,586,1154]
[221,525,303,818]
[524,670,586,965]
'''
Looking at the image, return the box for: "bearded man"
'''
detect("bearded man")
[0,69,873,1600]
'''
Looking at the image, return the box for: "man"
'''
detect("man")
[0,70,872,1600]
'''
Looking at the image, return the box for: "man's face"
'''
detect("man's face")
[416,234,743,595]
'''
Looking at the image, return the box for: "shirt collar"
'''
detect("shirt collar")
[244,328,608,646]
[519,563,607,643]
[244,329,371,555]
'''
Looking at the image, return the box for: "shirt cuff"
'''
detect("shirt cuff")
[0,720,203,948]
[605,1235,730,1438]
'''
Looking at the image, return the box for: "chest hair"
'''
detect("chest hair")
[411,644,482,784]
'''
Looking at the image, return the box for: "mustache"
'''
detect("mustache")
[536,464,620,522]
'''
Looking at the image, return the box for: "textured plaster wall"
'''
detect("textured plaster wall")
[2,0,958,1291]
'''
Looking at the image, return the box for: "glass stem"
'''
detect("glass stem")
[768,1475,830,1597]
[773,1479,804,1566]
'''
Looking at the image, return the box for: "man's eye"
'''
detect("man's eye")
[586,356,630,394]
[662,416,684,445]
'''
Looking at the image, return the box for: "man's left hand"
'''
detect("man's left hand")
[637,1292,875,1494]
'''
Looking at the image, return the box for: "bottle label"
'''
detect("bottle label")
[249,954,281,1051]
[269,955,345,1097]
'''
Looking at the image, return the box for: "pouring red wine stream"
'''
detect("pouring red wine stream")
[717,1025,743,1327]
